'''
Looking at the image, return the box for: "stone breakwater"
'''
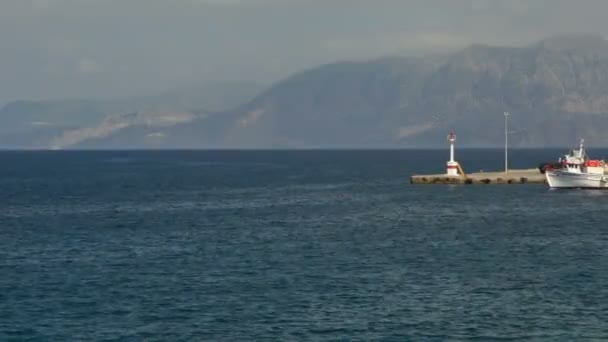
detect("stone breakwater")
[410,168,546,184]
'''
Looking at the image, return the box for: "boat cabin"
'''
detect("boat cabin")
[558,140,605,175]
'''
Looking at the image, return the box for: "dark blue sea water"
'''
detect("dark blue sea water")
[1,149,608,341]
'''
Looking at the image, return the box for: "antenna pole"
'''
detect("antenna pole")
[504,111,509,174]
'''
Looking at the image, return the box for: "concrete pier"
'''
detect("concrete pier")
[410,168,546,185]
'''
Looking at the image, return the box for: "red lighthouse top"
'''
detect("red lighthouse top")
[447,131,456,142]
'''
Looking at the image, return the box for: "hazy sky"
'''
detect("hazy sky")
[2,0,608,102]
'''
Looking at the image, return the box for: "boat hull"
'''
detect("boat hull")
[545,170,608,189]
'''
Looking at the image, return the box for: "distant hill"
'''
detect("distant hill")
[7,34,608,149]
[0,81,263,149]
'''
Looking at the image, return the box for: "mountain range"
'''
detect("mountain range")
[4,33,608,149]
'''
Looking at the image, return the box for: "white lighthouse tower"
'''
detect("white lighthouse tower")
[446,131,459,176]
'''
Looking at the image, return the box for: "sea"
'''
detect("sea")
[1,149,607,341]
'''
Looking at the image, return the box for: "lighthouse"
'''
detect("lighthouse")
[446,131,459,176]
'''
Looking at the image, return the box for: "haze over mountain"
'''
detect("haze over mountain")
[5,0,608,102]
[6,1,608,148]
[5,33,608,149]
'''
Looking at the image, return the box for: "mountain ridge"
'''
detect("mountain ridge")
[5,34,608,149]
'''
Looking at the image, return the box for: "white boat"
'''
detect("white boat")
[545,140,608,189]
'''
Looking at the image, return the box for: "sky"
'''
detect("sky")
[1,0,608,102]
